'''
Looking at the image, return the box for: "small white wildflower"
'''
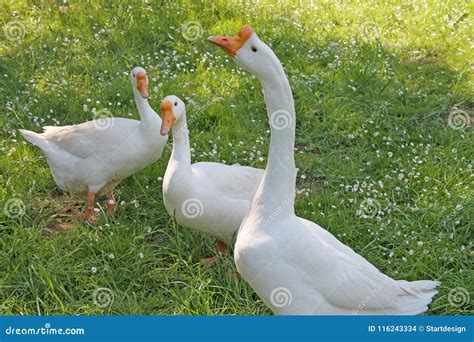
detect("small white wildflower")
[91,267,97,273]
[108,253,115,260]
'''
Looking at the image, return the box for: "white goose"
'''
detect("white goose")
[20,67,167,221]
[209,25,439,315]
[159,95,263,266]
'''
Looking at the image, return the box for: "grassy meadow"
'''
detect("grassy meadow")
[0,0,473,315]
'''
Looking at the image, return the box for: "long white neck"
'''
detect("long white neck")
[134,90,161,128]
[252,51,297,215]
[170,112,191,166]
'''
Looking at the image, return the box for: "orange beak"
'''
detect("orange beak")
[207,25,254,57]
[136,72,149,99]
[160,101,175,136]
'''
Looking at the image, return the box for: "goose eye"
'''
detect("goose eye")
[174,102,178,106]
[251,45,257,52]
[132,74,135,77]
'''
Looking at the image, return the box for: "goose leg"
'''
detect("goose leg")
[200,240,227,267]
[107,191,117,215]
[216,240,227,254]
[83,191,96,222]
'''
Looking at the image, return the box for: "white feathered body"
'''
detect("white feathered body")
[235,212,439,315]
[20,117,166,196]
[163,159,263,243]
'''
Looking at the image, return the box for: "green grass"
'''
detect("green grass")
[0,0,472,315]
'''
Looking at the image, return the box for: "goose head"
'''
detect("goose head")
[208,25,276,80]
[130,66,149,99]
[159,95,185,136]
